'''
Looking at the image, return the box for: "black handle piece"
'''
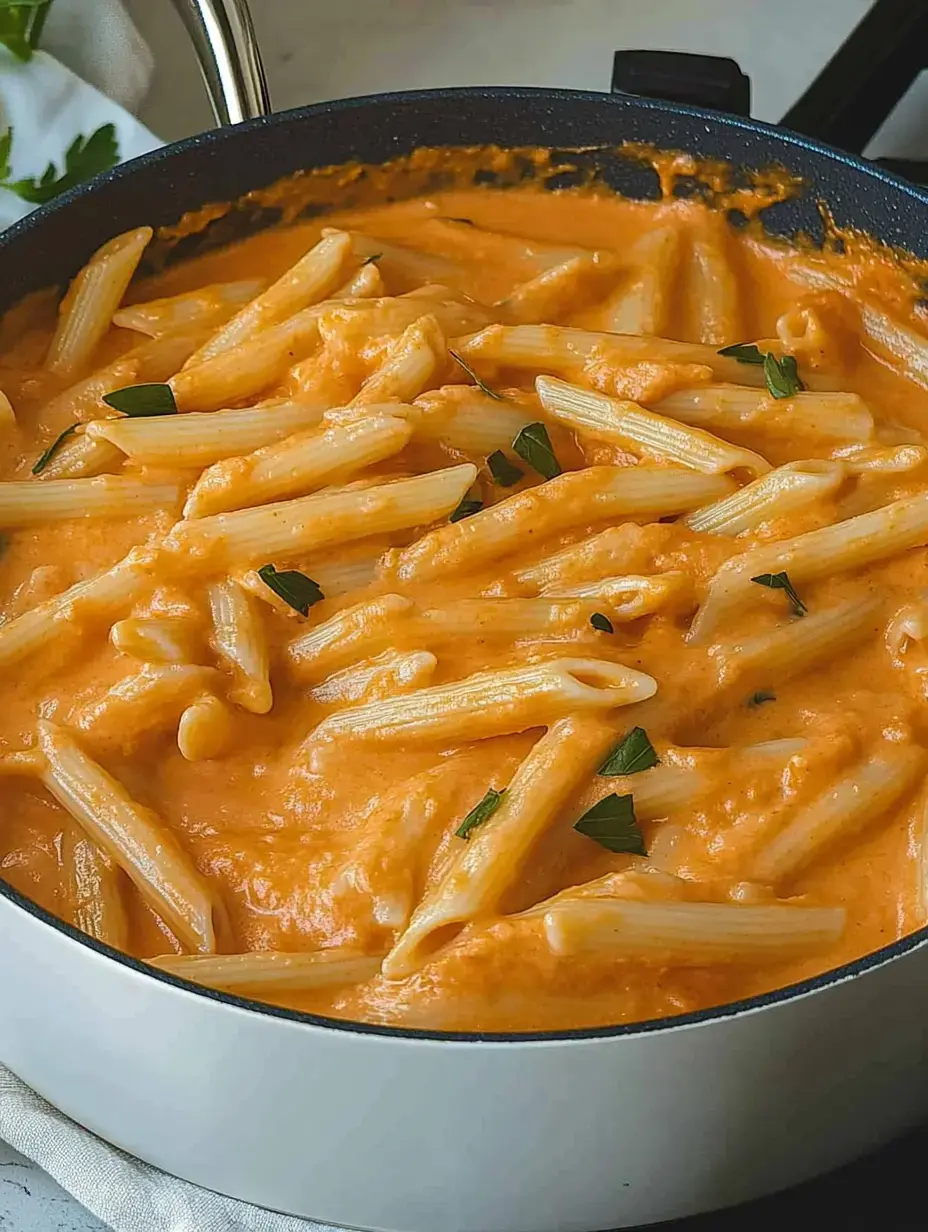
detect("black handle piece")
[611,50,751,118]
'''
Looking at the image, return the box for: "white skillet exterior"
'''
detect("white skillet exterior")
[3,888,928,1231]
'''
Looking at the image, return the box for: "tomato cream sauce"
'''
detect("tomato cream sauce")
[2,163,928,1033]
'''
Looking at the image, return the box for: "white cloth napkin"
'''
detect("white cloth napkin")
[0,5,337,1229]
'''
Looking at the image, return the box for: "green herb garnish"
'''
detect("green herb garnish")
[599,727,659,777]
[450,496,483,523]
[763,352,804,399]
[590,612,614,634]
[32,423,77,475]
[487,450,524,487]
[449,349,503,401]
[747,690,777,708]
[257,565,324,616]
[0,0,52,62]
[0,123,119,203]
[455,787,505,839]
[573,793,646,855]
[362,253,382,266]
[512,421,561,480]
[750,570,807,617]
[717,342,765,364]
[102,383,177,418]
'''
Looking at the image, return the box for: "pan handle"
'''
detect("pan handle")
[170,0,271,125]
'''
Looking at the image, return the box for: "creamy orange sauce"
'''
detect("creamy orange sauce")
[3,168,928,1033]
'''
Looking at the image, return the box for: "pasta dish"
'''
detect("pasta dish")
[2,167,928,1032]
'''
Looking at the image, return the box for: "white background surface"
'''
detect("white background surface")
[5,0,928,1228]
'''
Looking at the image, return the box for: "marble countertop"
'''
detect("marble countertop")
[5,0,928,1227]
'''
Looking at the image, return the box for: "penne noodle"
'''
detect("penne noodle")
[497,252,620,325]
[832,443,928,475]
[344,231,459,285]
[165,464,476,569]
[544,900,845,963]
[87,399,327,468]
[752,743,926,884]
[149,948,381,993]
[110,616,202,665]
[0,547,157,671]
[68,664,221,754]
[542,571,689,617]
[0,475,183,528]
[177,695,236,762]
[187,231,353,366]
[113,279,266,337]
[510,523,659,593]
[351,314,445,406]
[63,829,130,950]
[536,375,770,477]
[311,649,438,705]
[455,324,843,391]
[383,716,620,978]
[288,594,415,682]
[34,433,125,481]
[170,306,323,412]
[38,722,220,952]
[46,227,152,378]
[712,595,883,690]
[655,385,875,444]
[183,413,413,518]
[40,354,140,432]
[684,459,846,535]
[386,465,733,584]
[414,386,534,455]
[597,225,681,336]
[308,658,656,751]
[689,227,741,346]
[333,261,386,299]
[690,490,928,643]
[208,578,272,714]
[239,549,379,614]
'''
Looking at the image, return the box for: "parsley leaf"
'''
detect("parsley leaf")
[0,0,51,62]
[449,349,504,401]
[747,690,776,708]
[590,612,614,633]
[32,422,78,475]
[257,565,324,616]
[763,352,804,399]
[573,793,646,854]
[455,787,505,839]
[487,449,524,487]
[750,570,807,617]
[362,253,382,266]
[512,421,561,480]
[717,342,765,364]
[2,123,120,205]
[599,727,659,776]
[450,496,483,523]
[102,384,177,418]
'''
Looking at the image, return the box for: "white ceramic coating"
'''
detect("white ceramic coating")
[3,890,928,1232]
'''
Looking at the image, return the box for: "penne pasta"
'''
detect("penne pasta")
[689,226,741,346]
[597,225,681,336]
[542,571,689,616]
[308,658,656,752]
[383,716,621,977]
[165,464,476,568]
[183,413,413,518]
[113,279,266,337]
[40,354,140,432]
[690,490,928,643]
[287,594,415,682]
[240,549,379,613]
[38,722,220,953]
[333,260,385,299]
[414,385,534,454]
[510,523,660,593]
[684,459,846,535]
[63,829,130,950]
[544,900,845,963]
[46,227,152,378]
[497,252,620,325]
[751,743,926,884]
[208,578,272,714]
[110,616,201,665]
[655,385,875,444]
[0,475,183,528]
[186,231,353,366]
[386,465,733,584]
[87,398,327,468]
[536,375,769,476]
[351,314,445,405]
[311,649,438,705]
[344,231,459,285]
[177,695,236,762]
[33,433,125,481]
[68,664,220,755]
[149,948,381,993]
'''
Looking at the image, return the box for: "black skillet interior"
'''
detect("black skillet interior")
[2,85,928,316]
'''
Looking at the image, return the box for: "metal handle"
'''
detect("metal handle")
[171,0,271,126]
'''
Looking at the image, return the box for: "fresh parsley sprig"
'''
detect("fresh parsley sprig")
[750,570,807,617]
[512,421,561,480]
[0,123,120,205]
[455,787,505,839]
[257,565,324,616]
[449,349,504,402]
[102,384,177,418]
[0,0,52,62]
[599,727,659,777]
[32,422,77,475]
[573,793,646,855]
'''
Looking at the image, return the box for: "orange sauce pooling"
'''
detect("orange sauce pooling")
[3,163,928,1033]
